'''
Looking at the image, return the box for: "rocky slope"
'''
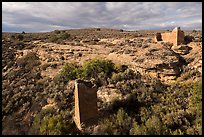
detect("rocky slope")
[2,28,202,135]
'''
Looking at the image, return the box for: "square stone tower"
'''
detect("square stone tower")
[155,27,185,46]
[73,80,98,130]
[172,27,185,46]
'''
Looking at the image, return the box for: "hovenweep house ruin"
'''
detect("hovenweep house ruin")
[154,27,185,46]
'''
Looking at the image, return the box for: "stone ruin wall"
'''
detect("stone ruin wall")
[177,29,185,45]
[161,31,178,46]
[155,27,185,46]
[74,80,98,130]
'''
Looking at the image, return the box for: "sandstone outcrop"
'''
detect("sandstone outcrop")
[171,44,192,55]
[133,44,185,82]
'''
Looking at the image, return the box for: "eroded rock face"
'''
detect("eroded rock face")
[171,44,192,55]
[133,44,185,82]
[182,42,202,74]
[74,80,98,130]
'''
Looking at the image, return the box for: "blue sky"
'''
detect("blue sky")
[2,2,202,32]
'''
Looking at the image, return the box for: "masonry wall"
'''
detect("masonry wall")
[161,31,177,46]
[154,27,185,46]
[74,80,98,130]
[177,30,184,45]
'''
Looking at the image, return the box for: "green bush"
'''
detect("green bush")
[81,58,115,79]
[184,35,194,44]
[39,115,63,135]
[187,80,202,135]
[192,30,197,33]
[54,30,61,34]
[55,63,78,83]
[189,80,202,113]
[111,72,122,83]
[111,69,140,85]
[47,32,71,43]
[17,34,24,41]
[41,63,50,70]
[170,129,184,135]
[60,32,71,40]
[32,110,80,135]
[129,122,147,135]
[48,35,59,43]
[115,64,128,73]
[145,115,162,135]
[54,58,115,84]
[99,108,133,135]
[16,52,41,69]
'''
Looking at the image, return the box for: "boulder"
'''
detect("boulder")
[171,44,192,55]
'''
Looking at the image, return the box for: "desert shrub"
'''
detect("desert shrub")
[48,36,59,43]
[170,129,184,135]
[177,71,192,81]
[17,34,24,41]
[54,63,78,83]
[37,77,51,86]
[187,80,202,135]
[115,64,128,73]
[192,30,197,33]
[129,122,147,135]
[31,110,80,135]
[111,72,123,84]
[81,58,115,79]
[16,41,25,50]
[188,80,202,114]
[38,115,64,135]
[54,30,61,34]
[47,32,71,43]
[16,52,41,69]
[41,63,50,70]
[6,61,14,69]
[11,35,16,40]
[59,56,65,60]
[29,70,42,79]
[99,108,133,135]
[54,59,131,86]
[50,63,57,68]
[24,52,39,60]
[96,28,101,31]
[60,32,71,40]
[47,57,55,62]
[120,29,124,32]
[145,115,163,135]
[184,35,194,44]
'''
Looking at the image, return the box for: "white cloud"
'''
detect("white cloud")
[2,2,202,32]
